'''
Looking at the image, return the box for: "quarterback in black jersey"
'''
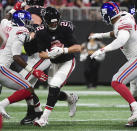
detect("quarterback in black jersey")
[36,20,76,63]
[34,7,81,127]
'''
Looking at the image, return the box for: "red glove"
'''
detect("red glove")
[14,2,26,11]
[32,69,48,82]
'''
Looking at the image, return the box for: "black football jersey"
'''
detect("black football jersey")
[36,20,77,63]
[24,6,45,56]
[24,24,40,56]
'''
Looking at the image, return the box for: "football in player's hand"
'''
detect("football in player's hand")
[50,40,64,51]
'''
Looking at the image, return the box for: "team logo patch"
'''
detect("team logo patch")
[102,8,107,16]
[18,13,25,18]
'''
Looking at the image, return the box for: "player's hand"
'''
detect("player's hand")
[14,1,26,11]
[48,47,64,59]
[90,48,105,60]
[32,69,48,82]
[88,33,102,40]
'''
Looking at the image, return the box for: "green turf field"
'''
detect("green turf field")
[1,85,137,131]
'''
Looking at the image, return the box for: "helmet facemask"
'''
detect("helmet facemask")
[41,7,60,31]
[46,18,60,31]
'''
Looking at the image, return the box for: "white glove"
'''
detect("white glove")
[48,47,64,59]
[94,52,105,61]
[80,52,88,61]
[90,48,105,60]
[88,33,102,40]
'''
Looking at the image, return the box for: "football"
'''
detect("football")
[50,40,64,51]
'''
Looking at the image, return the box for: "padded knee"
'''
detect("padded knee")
[32,92,40,105]
[58,91,67,101]
[46,87,60,107]
[111,81,120,88]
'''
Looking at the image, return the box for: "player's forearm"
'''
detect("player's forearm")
[89,31,115,39]
[103,30,130,53]
[67,45,82,53]
[13,55,27,68]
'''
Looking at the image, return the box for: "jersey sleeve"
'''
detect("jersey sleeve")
[64,27,77,46]
[118,22,133,31]
[16,28,29,43]
[16,33,27,43]
[60,21,77,46]
[114,18,133,37]
[36,31,47,52]
[12,28,29,55]
[11,40,23,56]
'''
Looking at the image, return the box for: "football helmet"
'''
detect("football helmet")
[101,1,120,24]
[41,7,60,31]
[12,10,32,26]
[26,0,44,6]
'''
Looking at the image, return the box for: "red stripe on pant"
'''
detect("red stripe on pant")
[60,58,75,88]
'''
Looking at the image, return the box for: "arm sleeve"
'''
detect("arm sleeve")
[36,31,46,52]
[11,33,26,56]
[11,40,23,56]
[65,28,77,46]
[103,30,130,52]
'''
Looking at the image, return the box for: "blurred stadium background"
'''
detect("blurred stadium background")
[0,0,137,130]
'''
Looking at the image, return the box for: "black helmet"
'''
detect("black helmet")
[41,7,61,31]
[26,0,44,6]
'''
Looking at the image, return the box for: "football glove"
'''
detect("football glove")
[80,52,88,61]
[88,33,103,40]
[48,47,64,59]
[90,48,105,60]
[32,69,48,82]
[14,1,26,10]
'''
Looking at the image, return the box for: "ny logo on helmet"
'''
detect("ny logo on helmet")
[18,13,25,18]
[101,8,107,16]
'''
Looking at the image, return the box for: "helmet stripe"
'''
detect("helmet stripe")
[107,2,119,14]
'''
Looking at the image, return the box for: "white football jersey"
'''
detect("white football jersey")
[0,19,29,67]
[113,11,137,60]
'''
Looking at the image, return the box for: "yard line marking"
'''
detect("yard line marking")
[8,103,129,108]
[9,110,130,113]
[4,119,127,123]
[2,89,119,95]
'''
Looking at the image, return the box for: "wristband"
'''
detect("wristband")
[8,9,16,14]
[25,65,33,72]
[63,48,68,54]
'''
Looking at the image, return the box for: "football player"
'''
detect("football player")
[0,7,47,119]
[33,7,81,127]
[13,1,51,125]
[90,1,137,127]
[17,0,80,125]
